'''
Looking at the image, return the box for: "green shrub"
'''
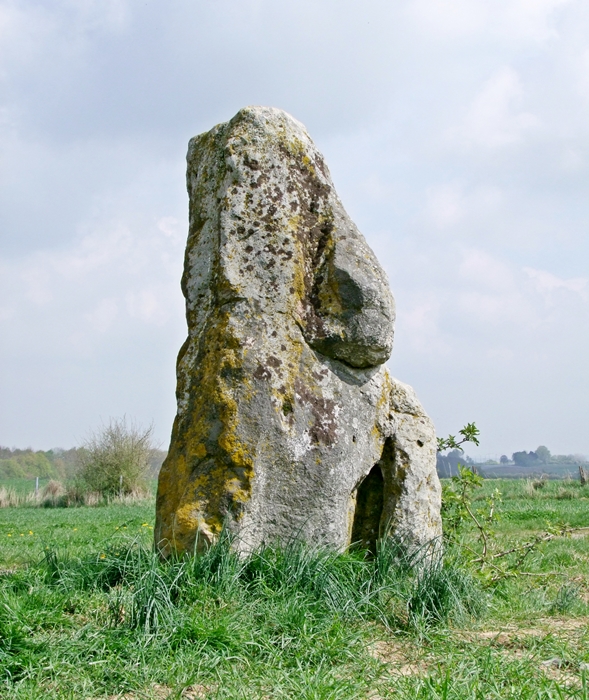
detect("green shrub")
[76,417,155,497]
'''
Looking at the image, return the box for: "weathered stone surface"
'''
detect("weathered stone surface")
[155,106,441,556]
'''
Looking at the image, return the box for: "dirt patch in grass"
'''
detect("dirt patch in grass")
[568,529,589,539]
[539,657,585,688]
[94,684,212,700]
[368,638,430,676]
[463,615,588,644]
[459,617,589,689]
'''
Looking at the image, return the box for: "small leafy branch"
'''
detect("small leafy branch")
[437,422,480,453]
[438,423,589,584]
[441,464,502,560]
[438,422,496,553]
[463,523,589,584]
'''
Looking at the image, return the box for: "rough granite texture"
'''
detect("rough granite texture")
[155,106,442,556]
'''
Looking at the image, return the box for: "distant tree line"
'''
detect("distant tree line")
[437,443,588,478]
[0,434,167,483]
[498,446,587,467]
[0,447,79,480]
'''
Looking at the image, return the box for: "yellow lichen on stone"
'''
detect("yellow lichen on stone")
[194,443,207,459]
[278,132,305,159]
[301,154,316,177]
[156,307,258,553]
[269,337,304,425]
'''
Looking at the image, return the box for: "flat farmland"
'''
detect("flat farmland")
[0,479,587,699]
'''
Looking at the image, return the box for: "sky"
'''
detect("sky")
[1,0,588,459]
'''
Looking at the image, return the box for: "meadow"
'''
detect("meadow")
[0,478,588,699]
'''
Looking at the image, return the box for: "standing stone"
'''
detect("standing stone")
[155,106,441,556]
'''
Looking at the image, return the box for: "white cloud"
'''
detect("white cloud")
[0,211,186,446]
[0,2,52,77]
[158,216,183,241]
[455,66,542,149]
[392,241,589,454]
[54,226,133,278]
[459,249,515,293]
[409,0,572,42]
[20,264,53,305]
[427,182,465,228]
[86,297,118,333]
[0,0,129,68]
[524,266,589,303]
[408,0,487,38]
[0,215,185,349]
[558,146,585,172]
[577,48,589,102]
[126,288,170,326]
[499,0,572,42]
[444,251,588,333]
[422,182,504,241]
[398,297,450,355]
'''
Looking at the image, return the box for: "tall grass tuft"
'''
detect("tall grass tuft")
[0,487,20,507]
[40,479,66,507]
[36,532,482,639]
[550,583,580,614]
[406,558,484,627]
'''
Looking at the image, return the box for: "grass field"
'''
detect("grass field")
[0,478,53,497]
[0,479,588,699]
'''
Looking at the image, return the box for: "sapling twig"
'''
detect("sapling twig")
[437,423,480,453]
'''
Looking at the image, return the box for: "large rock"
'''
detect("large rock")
[155,106,441,556]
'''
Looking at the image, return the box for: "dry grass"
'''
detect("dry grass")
[0,482,153,508]
[109,488,154,505]
[0,486,20,507]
